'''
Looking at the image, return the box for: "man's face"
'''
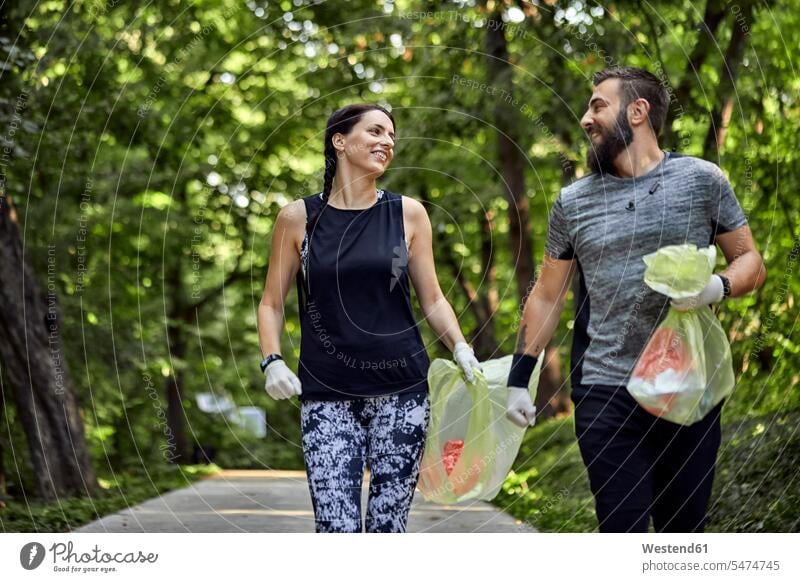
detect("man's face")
[581,78,633,174]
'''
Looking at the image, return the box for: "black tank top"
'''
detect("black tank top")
[296,189,430,400]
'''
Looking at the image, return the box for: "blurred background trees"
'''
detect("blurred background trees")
[1,0,796,529]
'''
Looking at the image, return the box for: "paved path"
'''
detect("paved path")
[76,470,535,533]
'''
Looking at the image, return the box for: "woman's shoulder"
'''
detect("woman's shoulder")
[275,199,308,230]
[398,194,428,218]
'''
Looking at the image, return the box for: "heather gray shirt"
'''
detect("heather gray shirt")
[545,152,747,387]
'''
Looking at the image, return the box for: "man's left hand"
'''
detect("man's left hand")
[671,274,724,311]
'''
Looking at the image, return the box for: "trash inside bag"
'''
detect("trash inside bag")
[627,244,734,425]
[418,354,543,504]
[442,439,464,475]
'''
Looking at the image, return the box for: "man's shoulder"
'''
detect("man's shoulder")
[559,173,600,201]
[666,152,724,181]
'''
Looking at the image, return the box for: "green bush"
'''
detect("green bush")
[493,404,800,533]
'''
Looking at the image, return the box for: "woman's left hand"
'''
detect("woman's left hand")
[453,342,482,383]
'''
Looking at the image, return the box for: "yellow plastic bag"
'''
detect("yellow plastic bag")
[627,244,735,425]
[417,354,543,504]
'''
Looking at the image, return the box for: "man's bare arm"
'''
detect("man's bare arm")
[715,225,767,296]
[515,255,576,358]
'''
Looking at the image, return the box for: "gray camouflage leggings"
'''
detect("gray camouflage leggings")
[300,391,430,533]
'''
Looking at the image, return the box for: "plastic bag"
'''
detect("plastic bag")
[417,354,543,504]
[627,244,734,425]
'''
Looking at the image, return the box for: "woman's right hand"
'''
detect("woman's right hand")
[264,360,302,400]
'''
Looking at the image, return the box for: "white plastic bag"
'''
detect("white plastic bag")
[417,354,543,503]
[628,244,735,425]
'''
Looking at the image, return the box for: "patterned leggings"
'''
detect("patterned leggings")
[300,391,430,533]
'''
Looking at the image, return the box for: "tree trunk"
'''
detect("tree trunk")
[703,1,755,158]
[0,388,6,506]
[675,1,728,103]
[159,185,248,464]
[485,10,536,305]
[164,260,191,464]
[535,152,579,418]
[0,194,98,500]
[663,0,727,149]
[472,208,499,359]
[486,9,567,418]
[418,187,499,358]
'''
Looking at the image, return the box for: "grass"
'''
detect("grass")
[492,409,800,533]
[492,415,598,532]
[707,411,800,532]
[0,463,220,533]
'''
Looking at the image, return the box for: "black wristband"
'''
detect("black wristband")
[508,353,538,388]
[260,353,283,373]
[718,274,732,298]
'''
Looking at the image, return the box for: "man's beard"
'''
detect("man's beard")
[586,110,634,175]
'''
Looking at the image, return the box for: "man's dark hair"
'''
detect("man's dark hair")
[592,66,669,136]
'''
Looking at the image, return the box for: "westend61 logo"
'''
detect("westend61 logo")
[20,541,158,574]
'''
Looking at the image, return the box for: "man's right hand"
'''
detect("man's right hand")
[264,360,302,400]
[506,388,537,428]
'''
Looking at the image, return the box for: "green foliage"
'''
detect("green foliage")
[708,410,800,532]
[493,416,598,533]
[1,0,797,532]
[493,404,800,533]
[0,464,219,533]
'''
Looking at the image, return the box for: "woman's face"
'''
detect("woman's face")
[333,109,395,177]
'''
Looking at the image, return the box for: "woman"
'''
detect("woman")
[257,104,480,533]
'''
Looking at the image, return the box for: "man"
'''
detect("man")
[504,66,766,532]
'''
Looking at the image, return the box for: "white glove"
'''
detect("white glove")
[670,274,724,312]
[264,360,302,400]
[453,341,482,383]
[506,388,537,428]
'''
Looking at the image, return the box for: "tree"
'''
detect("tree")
[0,1,97,500]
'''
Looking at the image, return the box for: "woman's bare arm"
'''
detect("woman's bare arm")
[404,196,467,352]
[257,200,305,358]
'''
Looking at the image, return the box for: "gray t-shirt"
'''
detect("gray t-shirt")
[545,152,747,387]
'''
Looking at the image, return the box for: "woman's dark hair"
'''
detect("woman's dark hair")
[308,103,395,234]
